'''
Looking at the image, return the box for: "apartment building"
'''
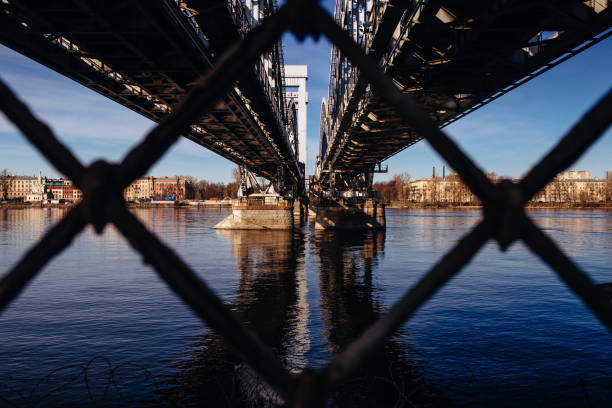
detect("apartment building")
[406,170,610,204]
[123,176,186,201]
[154,177,186,199]
[533,173,609,203]
[123,177,155,201]
[555,170,591,180]
[1,175,45,201]
[407,175,477,204]
[45,179,83,202]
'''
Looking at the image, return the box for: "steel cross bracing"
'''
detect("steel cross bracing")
[0,0,303,192]
[317,0,612,187]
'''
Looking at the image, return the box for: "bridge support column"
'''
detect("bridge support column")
[213,195,294,230]
[314,199,385,230]
[293,199,307,226]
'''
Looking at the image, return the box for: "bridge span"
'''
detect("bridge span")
[0,0,304,193]
[315,0,611,199]
[1,0,611,230]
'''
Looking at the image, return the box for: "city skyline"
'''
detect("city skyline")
[0,2,610,184]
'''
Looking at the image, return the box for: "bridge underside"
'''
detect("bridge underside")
[322,0,612,181]
[0,0,301,185]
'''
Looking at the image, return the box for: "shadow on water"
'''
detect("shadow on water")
[158,229,308,407]
[159,226,448,407]
[313,229,449,407]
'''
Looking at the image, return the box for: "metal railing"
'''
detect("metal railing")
[0,0,611,406]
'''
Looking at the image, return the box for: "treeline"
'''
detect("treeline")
[372,173,411,202]
[0,169,10,199]
[183,176,239,200]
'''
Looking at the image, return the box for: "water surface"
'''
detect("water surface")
[0,207,610,407]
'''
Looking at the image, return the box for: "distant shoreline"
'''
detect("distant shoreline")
[0,202,232,209]
[384,203,612,210]
[1,202,610,211]
[127,202,232,208]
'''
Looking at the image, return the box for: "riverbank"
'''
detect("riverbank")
[127,202,231,208]
[385,202,612,210]
[0,202,232,209]
[2,201,610,211]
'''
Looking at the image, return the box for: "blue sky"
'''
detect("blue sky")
[0,1,610,182]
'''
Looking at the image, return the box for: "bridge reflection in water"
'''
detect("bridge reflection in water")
[161,227,445,407]
[314,230,446,406]
[161,229,308,406]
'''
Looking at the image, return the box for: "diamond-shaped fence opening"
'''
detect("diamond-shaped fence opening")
[1,0,611,406]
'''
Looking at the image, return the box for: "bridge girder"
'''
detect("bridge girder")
[317,0,612,193]
[0,0,303,192]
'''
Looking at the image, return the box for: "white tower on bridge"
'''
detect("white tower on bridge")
[284,65,308,167]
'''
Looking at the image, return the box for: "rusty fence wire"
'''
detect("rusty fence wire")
[1,0,611,405]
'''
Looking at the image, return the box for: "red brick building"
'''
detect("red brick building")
[47,179,83,202]
[153,177,186,199]
[123,176,186,201]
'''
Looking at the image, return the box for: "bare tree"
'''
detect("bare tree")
[424,178,440,204]
[181,176,197,199]
[607,172,612,204]
[0,169,10,200]
[391,172,411,201]
[549,181,562,203]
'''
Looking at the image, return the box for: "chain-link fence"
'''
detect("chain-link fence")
[1,0,611,406]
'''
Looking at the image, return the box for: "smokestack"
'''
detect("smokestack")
[443,166,445,179]
[432,166,435,179]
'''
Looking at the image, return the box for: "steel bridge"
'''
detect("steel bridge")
[0,0,304,194]
[2,1,610,199]
[316,0,612,196]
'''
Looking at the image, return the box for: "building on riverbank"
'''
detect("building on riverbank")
[2,171,186,202]
[406,173,478,204]
[124,177,155,201]
[154,177,186,200]
[3,175,45,201]
[123,176,186,201]
[402,170,611,205]
[531,172,610,204]
[45,179,83,202]
[0,171,82,202]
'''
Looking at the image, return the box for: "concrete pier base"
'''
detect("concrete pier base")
[314,199,385,230]
[213,196,293,230]
[293,199,308,226]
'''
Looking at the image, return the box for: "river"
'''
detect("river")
[1,207,611,407]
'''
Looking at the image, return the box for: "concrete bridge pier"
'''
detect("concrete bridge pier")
[314,199,385,230]
[293,198,308,226]
[307,205,317,218]
[213,195,294,230]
